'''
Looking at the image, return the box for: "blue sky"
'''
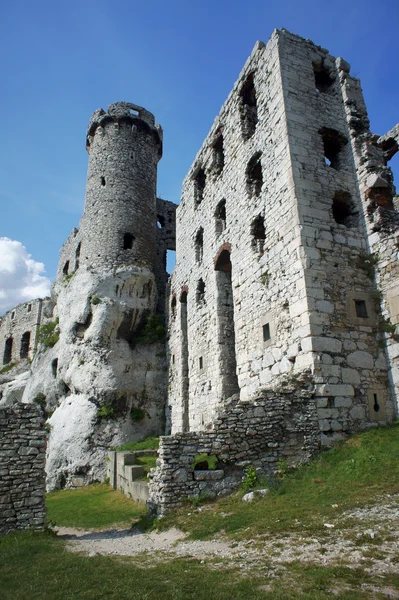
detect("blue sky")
[0,0,398,312]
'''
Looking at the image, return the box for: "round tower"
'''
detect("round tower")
[79,102,163,271]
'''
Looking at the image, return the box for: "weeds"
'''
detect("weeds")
[37,319,60,349]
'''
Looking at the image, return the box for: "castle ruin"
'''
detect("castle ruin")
[0,30,398,510]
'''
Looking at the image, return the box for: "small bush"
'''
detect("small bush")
[38,319,60,349]
[241,466,258,491]
[33,392,47,409]
[98,403,115,420]
[130,406,147,421]
[91,296,102,305]
[135,313,166,344]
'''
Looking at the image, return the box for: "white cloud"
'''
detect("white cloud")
[0,238,51,315]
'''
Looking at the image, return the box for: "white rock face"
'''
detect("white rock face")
[21,265,167,490]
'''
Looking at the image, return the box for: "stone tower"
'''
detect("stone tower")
[79,102,163,272]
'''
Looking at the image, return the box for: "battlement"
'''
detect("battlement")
[86,101,163,157]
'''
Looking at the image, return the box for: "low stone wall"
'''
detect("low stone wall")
[148,379,320,514]
[107,449,157,504]
[0,403,47,534]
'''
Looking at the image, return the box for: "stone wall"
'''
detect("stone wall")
[148,376,320,514]
[0,403,46,534]
[0,299,44,368]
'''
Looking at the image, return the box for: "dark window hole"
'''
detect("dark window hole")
[123,233,134,250]
[263,323,271,342]
[354,299,368,319]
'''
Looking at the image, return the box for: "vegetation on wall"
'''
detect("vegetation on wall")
[37,319,60,349]
[135,313,166,344]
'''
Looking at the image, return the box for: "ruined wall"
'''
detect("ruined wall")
[0,299,44,367]
[0,403,46,533]
[277,30,395,444]
[149,376,320,514]
[167,29,396,441]
[168,34,309,432]
[155,198,177,313]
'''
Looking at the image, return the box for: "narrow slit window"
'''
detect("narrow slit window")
[251,214,265,253]
[195,228,204,263]
[212,132,224,175]
[20,332,30,359]
[373,393,380,413]
[215,199,226,235]
[3,337,13,364]
[246,152,263,197]
[27,304,32,313]
[63,261,70,276]
[52,358,58,378]
[123,233,134,250]
[240,72,258,140]
[171,295,177,319]
[193,168,206,207]
[354,299,368,319]
[263,323,271,342]
[196,278,205,304]
[199,356,203,370]
[75,242,81,270]
[100,176,106,186]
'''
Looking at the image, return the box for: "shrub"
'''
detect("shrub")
[33,392,47,409]
[91,296,102,305]
[0,361,17,375]
[98,403,116,420]
[130,407,147,421]
[241,466,258,491]
[38,319,60,349]
[135,313,166,344]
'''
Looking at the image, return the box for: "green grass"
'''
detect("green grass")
[158,423,399,540]
[115,435,159,452]
[46,484,146,529]
[0,361,17,374]
[135,454,158,472]
[2,530,396,600]
[1,531,397,600]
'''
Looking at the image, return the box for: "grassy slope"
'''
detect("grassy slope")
[46,484,146,529]
[1,425,399,599]
[159,423,399,539]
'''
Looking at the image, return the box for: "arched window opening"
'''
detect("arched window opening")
[332,191,359,228]
[246,152,263,197]
[239,72,258,140]
[215,200,226,235]
[251,215,266,253]
[196,279,205,304]
[75,242,81,270]
[313,62,334,93]
[193,168,206,207]
[157,215,165,229]
[63,260,70,276]
[123,233,134,250]
[20,331,31,359]
[214,250,239,399]
[212,132,224,175]
[195,228,204,263]
[320,128,348,170]
[3,338,13,365]
[171,295,177,319]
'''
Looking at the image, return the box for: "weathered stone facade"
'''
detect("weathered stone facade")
[0,299,45,367]
[0,403,46,533]
[1,30,397,505]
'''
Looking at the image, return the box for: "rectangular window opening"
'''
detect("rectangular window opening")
[354,299,368,319]
[263,323,271,342]
[199,356,203,370]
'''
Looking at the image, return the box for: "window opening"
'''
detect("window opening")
[20,331,30,359]
[172,354,175,365]
[246,152,263,197]
[11,311,15,320]
[251,214,265,253]
[319,128,347,171]
[215,199,226,235]
[27,304,32,313]
[171,295,177,319]
[100,176,106,186]
[180,290,190,432]
[130,109,139,116]
[332,191,359,228]
[63,261,70,276]
[196,279,205,304]
[354,299,368,319]
[52,358,58,378]
[3,338,13,365]
[75,242,81,270]
[212,132,224,175]
[263,323,271,342]
[373,393,380,413]
[195,228,204,263]
[215,249,239,399]
[239,72,258,140]
[199,356,203,370]
[193,168,206,207]
[166,249,176,275]
[123,233,134,250]
[313,62,334,93]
